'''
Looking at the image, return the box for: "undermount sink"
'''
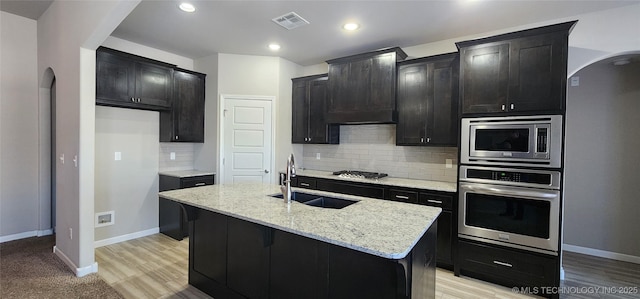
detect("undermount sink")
[269,192,357,209]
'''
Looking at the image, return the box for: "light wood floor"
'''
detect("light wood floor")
[96,234,640,299]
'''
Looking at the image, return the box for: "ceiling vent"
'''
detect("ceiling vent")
[272,12,310,30]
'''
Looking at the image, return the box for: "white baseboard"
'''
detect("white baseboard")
[53,245,98,277]
[37,229,54,237]
[94,227,159,248]
[563,244,640,264]
[0,229,54,243]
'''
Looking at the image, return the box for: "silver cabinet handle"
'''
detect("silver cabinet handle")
[510,103,515,110]
[493,261,513,268]
[264,169,269,173]
[427,137,431,143]
[175,135,179,140]
[137,98,141,103]
[421,138,424,143]
[427,199,442,204]
[195,183,206,186]
[395,195,410,200]
[501,104,506,111]
[300,182,310,187]
[131,97,135,102]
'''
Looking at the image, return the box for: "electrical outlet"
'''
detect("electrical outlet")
[69,228,72,240]
[445,159,453,169]
[170,152,176,160]
[316,153,321,160]
[114,152,122,161]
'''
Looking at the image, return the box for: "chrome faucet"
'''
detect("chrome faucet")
[280,154,296,203]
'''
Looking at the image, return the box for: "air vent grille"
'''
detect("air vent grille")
[272,12,310,30]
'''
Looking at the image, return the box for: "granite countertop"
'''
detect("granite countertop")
[159,183,441,260]
[292,169,457,193]
[158,170,216,178]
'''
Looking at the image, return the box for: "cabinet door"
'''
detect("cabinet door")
[327,62,353,114]
[191,210,227,284]
[135,62,172,108]
[428,59,458,146]
[291,80,309,143]
[396,62,429,145]
[96,50,135,103]
[435,211,452,266]
[307,78,331,143]
[173,70,205,142]
[270,230,327,299]
[370,53,396,111]
[227,218,270,299]
[508,33,566,113]
[460,43,509,114]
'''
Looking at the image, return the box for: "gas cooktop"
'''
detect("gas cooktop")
[332,170,388,180]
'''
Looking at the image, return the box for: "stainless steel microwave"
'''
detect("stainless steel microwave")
[461,115,563,168]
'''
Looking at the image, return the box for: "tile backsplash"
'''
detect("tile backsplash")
[159,143,196,171]
[302,125,458,182]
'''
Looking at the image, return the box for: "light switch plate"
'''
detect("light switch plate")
[570,76,579,86]
[114,152,121,161]
[170,152,176,160]
[316,153,321,160]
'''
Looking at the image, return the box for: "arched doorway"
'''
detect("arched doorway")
[563,52,640,263]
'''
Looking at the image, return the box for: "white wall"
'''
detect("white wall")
[94,107,159,243]
[37,0,139,275]
[564,59,640,262]
[0,12,41,241]
[215,53,303,182]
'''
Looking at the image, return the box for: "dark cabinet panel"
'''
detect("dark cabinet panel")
[192,209,227,284]
[459,44,510,114]
[386,188,419,204]
[314,178,385,199]
[458,239,559,294]
[396,53,458,146]
[160,69,206,142]
[270,230,328,299]
[326,47,407,124]
[227,218,270,299]
[291,74,339,144]
[96,47,173,111]
[457,21,576,116]
[159,174,214,240]
[296,176,317,189]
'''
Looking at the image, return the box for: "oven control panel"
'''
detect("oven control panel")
[460,166,561,189]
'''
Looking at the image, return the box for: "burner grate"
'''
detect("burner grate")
[332,170,388,179]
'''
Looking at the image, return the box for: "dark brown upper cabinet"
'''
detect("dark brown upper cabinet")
[160,69,206,142]
[292,74,339,144]
[396,53,459,146]
[326,47,407,124]
[456,21,577,116]
[96,47,174,111]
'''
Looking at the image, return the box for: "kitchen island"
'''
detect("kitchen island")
[159,183,441,299]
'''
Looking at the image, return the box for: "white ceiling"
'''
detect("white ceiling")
[2,0,637,66]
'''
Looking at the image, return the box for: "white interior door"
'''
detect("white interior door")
[221,96,273,184]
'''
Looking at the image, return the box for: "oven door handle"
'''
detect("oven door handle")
[462,183,558,200]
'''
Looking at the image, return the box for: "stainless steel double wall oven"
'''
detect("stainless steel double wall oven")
[458,115,563,255]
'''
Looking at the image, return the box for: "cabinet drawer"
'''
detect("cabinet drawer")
[181,175,214,188]
[418,193,453,210]
[297,177,317,189]
[385,188,418,204]
[459,240,558,288]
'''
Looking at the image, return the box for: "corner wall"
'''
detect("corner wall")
[0,12,41,241]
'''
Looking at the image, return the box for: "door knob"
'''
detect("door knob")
[264,169,270,173]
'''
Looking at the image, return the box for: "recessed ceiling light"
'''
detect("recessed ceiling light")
[179,2,196,13]
[269,43,281,51]
[343,23,360,31]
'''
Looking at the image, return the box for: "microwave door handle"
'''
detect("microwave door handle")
[464,184,557,200]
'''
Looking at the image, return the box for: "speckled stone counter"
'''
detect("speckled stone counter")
[293,169,457,193]
[158,170,215,178]
[159,183,441,259]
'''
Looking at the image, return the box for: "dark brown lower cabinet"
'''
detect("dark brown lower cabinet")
[159,174,214,240]
[186,205,437,299]
[457,239,560,299]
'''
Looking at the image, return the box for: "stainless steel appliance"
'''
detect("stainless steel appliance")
[458,166,561,255]
[461,115,563,168]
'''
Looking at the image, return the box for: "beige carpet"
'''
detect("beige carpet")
[0,235,123,299]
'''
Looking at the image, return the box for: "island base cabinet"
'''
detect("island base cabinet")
[187,206,437,299]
